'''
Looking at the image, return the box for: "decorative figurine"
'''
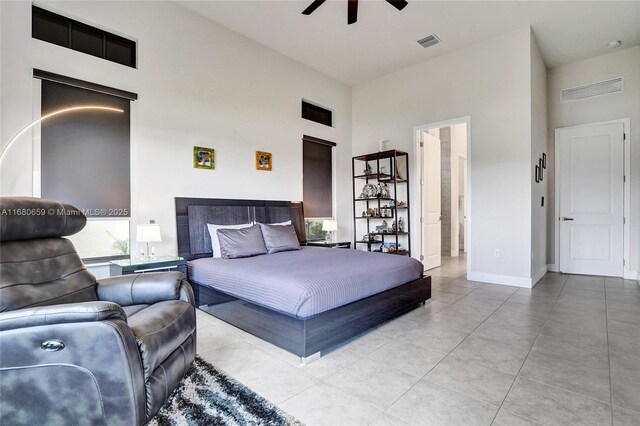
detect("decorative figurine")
[364,163,373,175]
[381,220,388,231]
[398,217,405,232]
[361,183,377,198]
[362,211,367,217]
[378,182,391,199]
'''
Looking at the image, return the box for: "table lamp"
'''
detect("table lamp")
[136,220,161,261]
[322,219,338,243]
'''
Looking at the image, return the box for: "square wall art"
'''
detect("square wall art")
[193,146,214,170]
[256,151,272,171]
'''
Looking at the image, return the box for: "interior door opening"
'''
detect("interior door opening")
[416,119,469,272]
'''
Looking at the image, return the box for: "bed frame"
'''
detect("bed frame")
[175,197,431,359]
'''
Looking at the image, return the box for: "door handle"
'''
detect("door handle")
[561,217,574,221]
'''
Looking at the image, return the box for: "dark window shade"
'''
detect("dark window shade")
[302,101,332,127]
[71,24,104,57]
[32,6,136,68]
[32,7,68,48]
[41,80,131,217]
[106,36,136,67]
[303,139,333,218]
[34,69,138,100]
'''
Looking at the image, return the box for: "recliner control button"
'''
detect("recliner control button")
[41,340,65,351]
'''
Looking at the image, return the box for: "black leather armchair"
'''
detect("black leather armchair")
[0,197,196,425]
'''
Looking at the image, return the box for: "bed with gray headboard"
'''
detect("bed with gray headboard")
[175,197,431,359]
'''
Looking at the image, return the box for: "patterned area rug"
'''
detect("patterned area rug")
[148,356,301,426]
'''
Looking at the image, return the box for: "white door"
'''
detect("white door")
[559,123,624,276]
[422,132,441,270]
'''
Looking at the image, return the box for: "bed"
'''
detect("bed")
[175,197,431,359]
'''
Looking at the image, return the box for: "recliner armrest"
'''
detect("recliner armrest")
[97,271,184,306]
[0,301,126,331]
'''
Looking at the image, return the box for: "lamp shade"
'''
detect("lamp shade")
[136,223,161,243]
[322,220,337,232]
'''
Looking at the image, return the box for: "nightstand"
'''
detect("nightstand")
[305,241,351,249]
[110,255,187,277]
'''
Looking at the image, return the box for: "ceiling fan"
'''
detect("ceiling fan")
[302,0,408,25]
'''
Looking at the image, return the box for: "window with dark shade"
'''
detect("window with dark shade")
[71,24,104,57]
[302,101,333,127]
[303,136,335,218]
[32,6,136,68]
[38,76,134,261]
[40,80,131,216]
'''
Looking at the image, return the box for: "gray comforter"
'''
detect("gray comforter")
[188,247,423,319]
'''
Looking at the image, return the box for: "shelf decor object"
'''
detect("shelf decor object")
[352,149,411,256]
[137,220,162,261]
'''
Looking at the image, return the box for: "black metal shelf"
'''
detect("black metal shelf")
[354,197,395,202]
[352,150,411,256]
[355,216,394,220]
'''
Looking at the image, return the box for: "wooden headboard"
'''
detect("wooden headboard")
[175,197,306,260]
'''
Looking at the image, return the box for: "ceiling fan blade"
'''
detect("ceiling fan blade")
[302,0,326,15]
[386,0,408,11]
[348,0,358,24]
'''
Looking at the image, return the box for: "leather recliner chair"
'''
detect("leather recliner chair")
[0,197,196,425]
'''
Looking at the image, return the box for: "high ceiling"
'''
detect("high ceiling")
[179,1,640,86]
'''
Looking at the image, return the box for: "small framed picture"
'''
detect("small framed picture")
[539,158,544,181]
[542,153,547,169]
[193,146,214,170]
[535,165,540,183]
[256,151,272,171]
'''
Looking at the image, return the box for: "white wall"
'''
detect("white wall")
[0,0,353,255]
[353,27,535,286]
[530,30,548,282]
[547,46,640,276]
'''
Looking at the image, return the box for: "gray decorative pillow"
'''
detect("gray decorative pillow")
[217,224,267,259]
[259,223,300,254]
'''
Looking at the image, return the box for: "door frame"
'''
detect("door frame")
[413,116,471,273]
[553,118,632,278]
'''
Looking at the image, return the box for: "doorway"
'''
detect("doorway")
[415,117,470,272]
[555,121,629,277]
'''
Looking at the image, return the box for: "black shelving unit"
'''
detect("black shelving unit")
[352,149,411,256]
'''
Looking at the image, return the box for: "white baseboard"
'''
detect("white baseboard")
[467,271,534,288]
[532,265,548,286]
[547,264,637,280]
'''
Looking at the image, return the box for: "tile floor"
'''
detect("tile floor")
[195,255,640,425]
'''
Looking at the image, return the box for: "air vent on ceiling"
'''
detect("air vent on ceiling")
[561,77,623,103]
[417,34,440,48]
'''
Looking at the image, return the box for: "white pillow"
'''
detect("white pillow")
[207,223,253,258]
[267,220,291,226]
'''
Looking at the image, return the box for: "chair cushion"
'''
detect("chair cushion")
[0,238,97,312]
[122,304,150,317]
[0,196,86,241]
[127,300,195,379]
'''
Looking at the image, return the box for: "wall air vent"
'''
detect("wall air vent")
[417,34,440,48]
[561,77,623,103]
